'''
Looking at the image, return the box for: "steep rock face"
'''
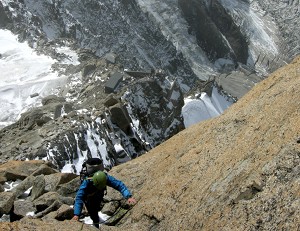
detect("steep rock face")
[123,77,185,147]
[0,0,196,86]
[103,56,300,230]
[1,0,298,83]
[0,65,185,172]
[178,0,248,64]
[0,59,299,230]
[257,0,300,61]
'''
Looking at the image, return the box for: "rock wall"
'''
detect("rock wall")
[103,56,300,230]
[178,0,249,64]
[0,55,298,230]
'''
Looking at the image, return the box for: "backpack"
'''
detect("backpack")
[79,158,105,183]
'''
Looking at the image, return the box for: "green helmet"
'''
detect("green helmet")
[92,171,107,190]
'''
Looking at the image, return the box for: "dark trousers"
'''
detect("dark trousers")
[85,192,102,228]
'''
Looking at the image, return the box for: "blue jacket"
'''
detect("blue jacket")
[73,174,132,216]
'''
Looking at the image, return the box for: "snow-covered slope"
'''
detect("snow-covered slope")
[0,30,79,127]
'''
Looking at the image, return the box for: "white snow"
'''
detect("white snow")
[26,211,35,217]
[80,211,110,226]
[61,133,86,174]
[3,180,22,191]
[60,123,112,174]
[182,87,232,128]
[0,29,69,128]
[85,123,112,167]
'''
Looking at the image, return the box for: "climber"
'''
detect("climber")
[72,171,136,228]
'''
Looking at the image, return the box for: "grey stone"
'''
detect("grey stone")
[56,177,81,198]
[0,184,4,192]
[124,69,153,77]
[105,72,123,93]
[82,63,96,78]
[12,176,36,199]
[55,204,74,221]
[109,103,131,133]
[33,192,74,215]
[44,173,77,193]
[0,191,15,214]
[30,175,45,201]
[104,94,119,107]
[215,70,262,100]
[54,103,74,119]
[42,95,66,106]
[101,201,120,216]
[30,93,39,98]
[31,164,58,177]
[104,52,117,64]
[14,200,36,217]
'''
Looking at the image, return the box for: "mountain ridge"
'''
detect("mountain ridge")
[104,55,300,230]
[0,0,299,229]
[0,56,299,230]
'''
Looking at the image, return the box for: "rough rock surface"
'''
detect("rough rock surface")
[115,57,299,230]
[258,0,300,61]
[0,54,299,229]
[0,57,186,170]
[0,218,98,231]
[108,56,300,230]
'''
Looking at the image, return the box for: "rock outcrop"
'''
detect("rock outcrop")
[0,59,186,171]
[109,56,300,230]
[0,54,299,229]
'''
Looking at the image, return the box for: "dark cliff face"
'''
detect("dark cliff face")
[0,0,196,87]
[178,0,248,64]
[1,0,298,79]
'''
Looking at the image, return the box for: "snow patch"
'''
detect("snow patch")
[0,29,69,128]
[182,87,232,128]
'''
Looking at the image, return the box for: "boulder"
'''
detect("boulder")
[54,204,74,221]
[0,184,4,192]
[13,200,36,217]
[215,70,262,100]
[104,94,119,107]
[33,192,74,211]
[42,95,66,106]
[0,176,6,185]
[54,103,74,119]
[104,52,117,64]
[0,191,15,214]
[34,192,66,211]
[0,160,48,182]
[17,108,45,130]
[32,191,74,218]
[30,175,45,201]
[124,77,185,145]
[105,72,123,93]
[55,177,81,198]
[0,217,97,231]
[101,201,119,216]
[31,164,58,177]
[82,63,96,78]
[44,173,77,192]
[109,103,131,133]
[11,175,36,198]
